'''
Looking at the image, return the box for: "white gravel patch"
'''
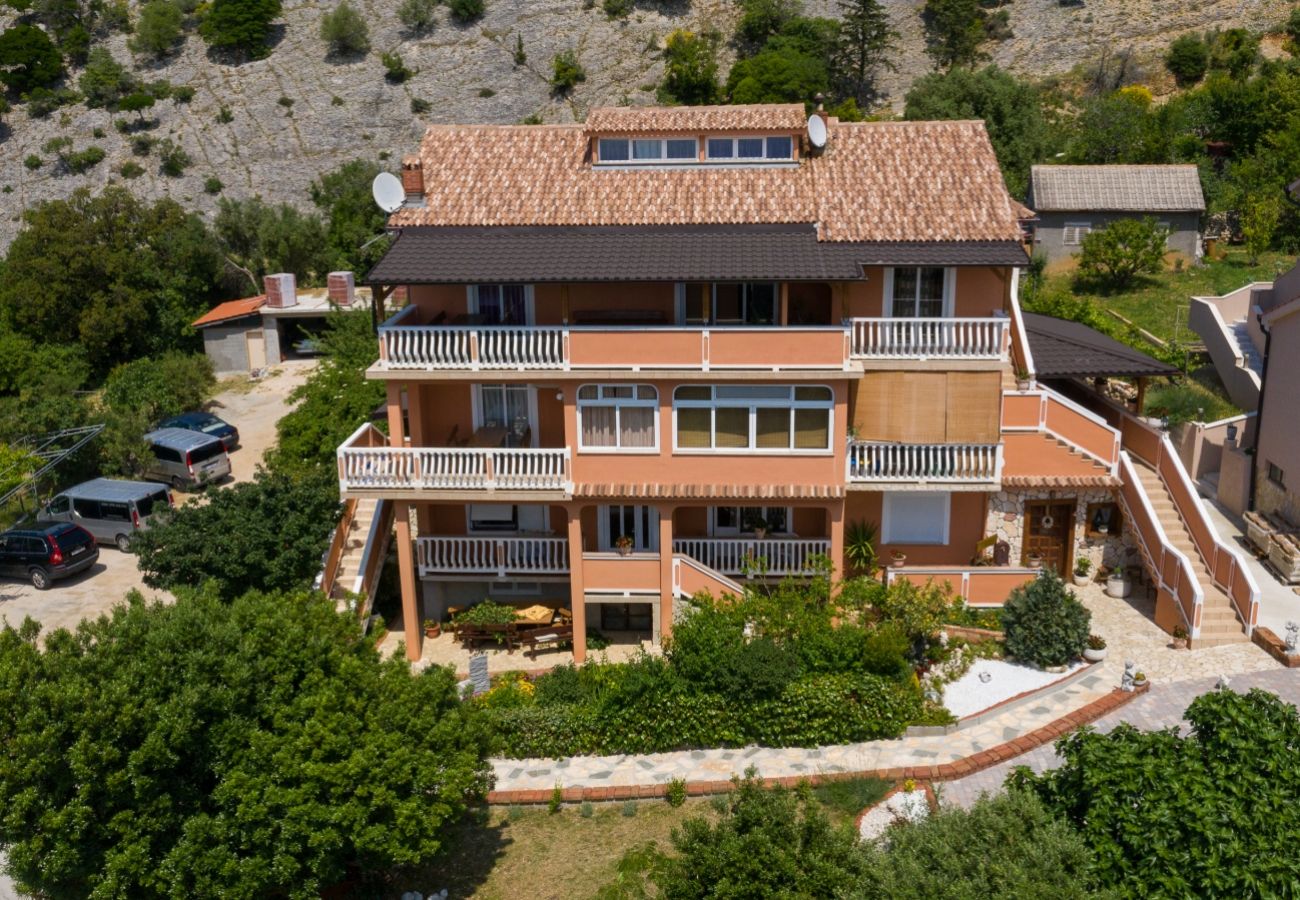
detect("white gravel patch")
[942,658,1085,720]
[858,789,929,841]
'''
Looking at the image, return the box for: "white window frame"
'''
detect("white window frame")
[465,503,549,535]
[674,282,779,326]
[596,136,698,165]
[704,135,795,162]
[596,504,660,551]
[472,385,539,447]
[576,384,659,454]
[671,384,834,454]
[467,284,535,324]
[709,506,794,537]
[881,491,951,545]
[1062,222,1092,246]
[882,267,955,318]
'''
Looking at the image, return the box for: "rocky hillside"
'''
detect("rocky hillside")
[0,0,1292,250]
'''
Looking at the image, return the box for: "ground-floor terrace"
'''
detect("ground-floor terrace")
[376,480,1135,664]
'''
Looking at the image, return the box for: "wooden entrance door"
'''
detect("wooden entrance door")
[1023,501,1074,574]
[246,329,267,370]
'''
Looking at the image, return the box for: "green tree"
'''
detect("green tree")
[1241,191,1281,264]
[213,196,332,288]
[78,47,135,108]
[658,28,720,105]
[397,0,436,33]
[921,0,986,70]
[134,467,342,597]
[1000,571,1090,666]
[199,0,282,58]
[309,158,390,272]
[1066,89,1169,163]
[1208,27,1259,79]
[735,0,802,46]
[0,187,223,377]
[1076,217,1170,288]
[1287,7,1300,55]
[320,0,369,55]
[131,0,184,57]
[1011,687,1300,897]
[725,26,835,105]
[118,90,156,119]
[834,0,896,106]
[551,48,585,93]
[0,25,63,94]
[0,588,492,899]
[447,0,483,22]
[0,443,41,499]
[903,65,1056,198]
[1165,33,1209,87]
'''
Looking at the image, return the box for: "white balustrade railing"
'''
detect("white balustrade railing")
[848,317,1008,359]
[417,536,570,577]
[847,442,1002,483]
[673,538,830,576]
[381,325,565,370]
[338,446,570,492]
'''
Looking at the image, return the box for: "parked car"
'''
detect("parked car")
[158,411,239,451]
[39,479,173,552]
[0,522,99,590]
[141,428,232,490]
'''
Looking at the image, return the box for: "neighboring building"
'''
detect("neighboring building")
[192,272,369,373]
[341,104,1255,659]
[1025,165,1206,268]
[1252,259,1300,524]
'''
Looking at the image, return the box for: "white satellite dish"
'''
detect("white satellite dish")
[807,114,827,150]
[371,172,405,213]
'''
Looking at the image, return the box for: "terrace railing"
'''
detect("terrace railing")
[671,538,830,576]
[847,442,1002,485]
[417,536,570,577]
[847,317,1008,360]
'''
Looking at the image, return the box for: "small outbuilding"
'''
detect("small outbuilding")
[1025,165,1206,269]
[192,272,370,374]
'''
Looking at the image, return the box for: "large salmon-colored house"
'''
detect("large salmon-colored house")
[338,103,1260,660]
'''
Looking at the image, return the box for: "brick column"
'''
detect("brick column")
[566,505,587,663]
[658,504,675,645]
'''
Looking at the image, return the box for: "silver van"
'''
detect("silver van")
[142,427,232,489]
[39,479,173,552]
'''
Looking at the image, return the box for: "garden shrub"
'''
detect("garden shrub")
[1077,217,1168,289]
[870,578,950,643]
[452,600,518,627]
[447,0,484,22]
[1000,572,1089,667]
[0,25,64,94]
[550,49,586,93]
[320,0,370,55]
[944,600,1003,631]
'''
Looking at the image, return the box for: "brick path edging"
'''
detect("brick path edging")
[484,683,1148,805]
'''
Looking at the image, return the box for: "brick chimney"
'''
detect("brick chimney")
[264,272,297,308]
[401,155,423,201]
[327,271,355,306]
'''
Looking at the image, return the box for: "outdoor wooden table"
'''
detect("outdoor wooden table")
[467,426,508,447]
[515,604,556,626]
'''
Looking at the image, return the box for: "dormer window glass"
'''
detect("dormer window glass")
[706,135,793,161]
[598,137,698,164]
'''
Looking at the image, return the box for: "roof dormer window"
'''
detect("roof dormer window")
[706,135,793,161]
[597,137,697,164]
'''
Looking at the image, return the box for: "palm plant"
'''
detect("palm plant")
[845,520,879,576]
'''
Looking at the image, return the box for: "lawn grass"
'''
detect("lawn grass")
[362,776,891,899]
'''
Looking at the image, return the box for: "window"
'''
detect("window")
[673,385,833,452]
[711,506,791,535]
[678,283,777,325]
[46,496,70,515]
[599,505,659,551]
[189,441,225,464]
[882,492,950,545]
[1062,222,1092,246]
[705,135,793,161]
[72,498,101,519]
[601,603,653,631]
[1085,502,1122,539]
[598,137,697,164]
[152,444,182,463]
[469,284,531,324]
[475,385,535,447]
[578,385,658,451]
[468,503,518,532]
[1268,462,1286,488]
[888,267,950,318]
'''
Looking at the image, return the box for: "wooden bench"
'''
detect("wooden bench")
[456,622,519,650]
[519,624,574,658]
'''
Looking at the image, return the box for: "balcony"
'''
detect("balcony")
[847,317,1008,361]
[673,537,830,576]
[417,536,569,577]
[338,424,571,497]
[847,441,1002,488]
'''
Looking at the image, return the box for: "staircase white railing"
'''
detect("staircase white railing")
[417,536,569,577]
[671,538,829,576]
[847,317,1008,360]
[847,442,1002,484]
[338,445,571,492]
[381,325,567,370]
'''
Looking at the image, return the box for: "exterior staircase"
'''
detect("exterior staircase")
[320,497,392,620]
[1229,318,1264,377]
[329,498,378,609]
[1130,461,1249,647]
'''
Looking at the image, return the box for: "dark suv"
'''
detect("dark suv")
[0,523,99,590]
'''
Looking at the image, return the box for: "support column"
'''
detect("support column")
[566,505,587,663]
[829,500,846,585]
[1135,376,1148,416]
[394,501,421,662]
[658,505,675,645]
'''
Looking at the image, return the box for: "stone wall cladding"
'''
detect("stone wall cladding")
[1255,471,1298,525]
[986,487,1136,572]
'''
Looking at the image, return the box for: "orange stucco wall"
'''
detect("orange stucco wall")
[842,267,1008,318]
[582,554,662,592]
[845,490,986,565]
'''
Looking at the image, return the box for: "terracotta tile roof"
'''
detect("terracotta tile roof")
[192,295,265,328]
[574,482,845,500]
[585,103,807,134]
[1002,474,1120,488]
[1029,165,1206,212]
[390,114,1021,244]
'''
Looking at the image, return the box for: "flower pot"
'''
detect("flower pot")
[424,624,441,639]
[1028,554,1043,570]
[1084,647,1107,662]
[890,553,906,567]
[1073,572,1091,586]
[1105,575,1131,598]
[753,528,767,540]
[616,545,632,557]
[1172,637,1188,650]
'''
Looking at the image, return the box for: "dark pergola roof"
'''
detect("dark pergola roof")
[364,224,1028,284]
[1024,312,1177,378]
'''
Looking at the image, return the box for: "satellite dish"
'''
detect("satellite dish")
[807,114,827,149]
[371,172,405,213]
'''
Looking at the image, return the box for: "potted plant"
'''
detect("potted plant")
[614,534,634,556]
[1172,625,1188,650]
[1027,552,1044,569]
[890,549,907,567]
[423,618,441,639]
[1133,670,1148,688]
[1084,634,1107,662]
[1015,368,1032,390]
[1073,557,1092,586]
[1105,568,1131,598]
[746,513,769,540]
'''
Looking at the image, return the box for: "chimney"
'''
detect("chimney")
[401,155,424,201]
[327,271,355,307]
[264,272,297,308]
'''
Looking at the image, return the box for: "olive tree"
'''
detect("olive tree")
[1076,217,1169,289]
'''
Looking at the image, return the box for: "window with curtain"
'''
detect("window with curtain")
[889,267,948,317]
[677,283,777,325]
[672,385,832,452]
[472,284,530,324]
[578,384,658,451]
